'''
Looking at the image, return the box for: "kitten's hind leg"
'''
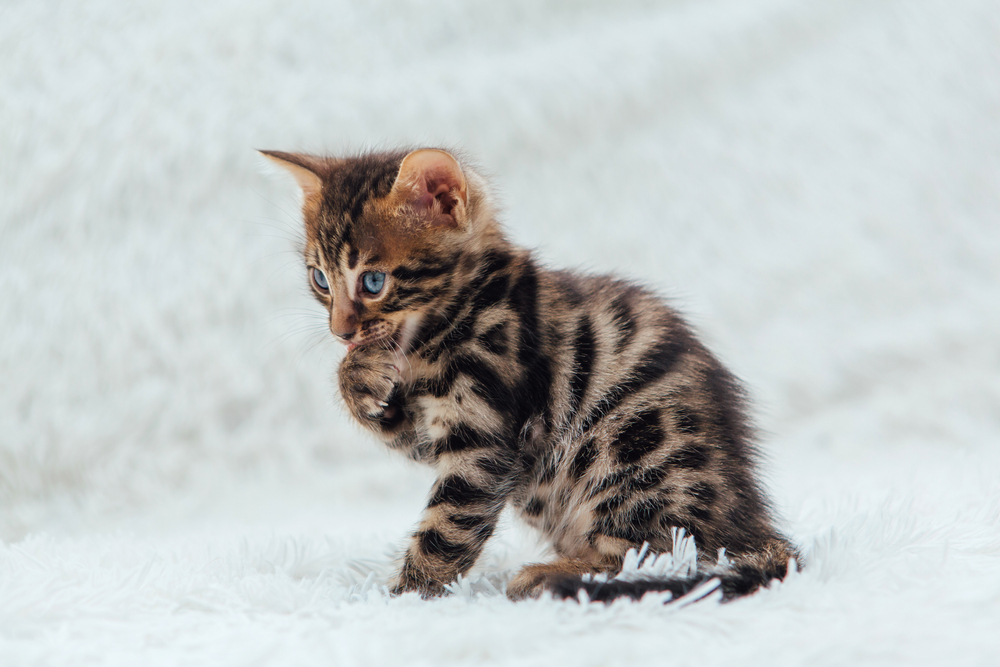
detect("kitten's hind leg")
[507,558,615,601]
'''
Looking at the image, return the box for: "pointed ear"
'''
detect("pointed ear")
[258,150,326,202]
[391,149,468,229]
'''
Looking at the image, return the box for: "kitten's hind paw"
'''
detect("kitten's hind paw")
[507,559,612,602]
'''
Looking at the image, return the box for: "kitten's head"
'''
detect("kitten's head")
[261,148,498,351]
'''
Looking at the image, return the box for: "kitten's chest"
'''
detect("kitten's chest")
[408,379,508,445]
[401,352,518,453]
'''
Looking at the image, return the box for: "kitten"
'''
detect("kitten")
[261,147,798,602]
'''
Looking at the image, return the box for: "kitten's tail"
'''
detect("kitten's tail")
[548,537,798,604]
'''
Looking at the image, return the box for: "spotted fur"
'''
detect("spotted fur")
[261,147,798,602]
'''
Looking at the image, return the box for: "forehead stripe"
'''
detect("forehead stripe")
[342,163,396,223]
[309,152,406,273]
[330,222,353,271]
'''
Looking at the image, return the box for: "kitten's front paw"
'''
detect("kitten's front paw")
[338,348,400,425]
[391,557,448,599]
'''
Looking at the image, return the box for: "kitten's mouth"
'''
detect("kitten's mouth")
[345,336,386,352]
[344,319,398,352]
[345,339,382,353]
[342,315,422,355]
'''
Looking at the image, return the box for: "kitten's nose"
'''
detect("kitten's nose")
[331,301,358,342]
[331,320,357,342]
[330,323,356,343]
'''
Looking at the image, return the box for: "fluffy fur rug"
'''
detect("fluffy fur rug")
[2,0,999,664]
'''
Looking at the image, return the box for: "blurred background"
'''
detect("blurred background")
[1,0,999,662]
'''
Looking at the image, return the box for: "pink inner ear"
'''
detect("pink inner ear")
[394,149,467,228]
[414,169,461,220]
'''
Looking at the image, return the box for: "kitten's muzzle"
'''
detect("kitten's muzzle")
[331,325,358,348]
[330,297,359,341]
[334,331,360,352]
[330,313,358,343]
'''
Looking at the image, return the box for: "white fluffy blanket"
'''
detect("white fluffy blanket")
[2,0,999,664]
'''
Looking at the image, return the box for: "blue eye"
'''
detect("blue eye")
[312,268,329,292]
[362,271,386,294]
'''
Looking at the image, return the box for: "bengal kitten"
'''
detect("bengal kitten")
[261,147,798,602]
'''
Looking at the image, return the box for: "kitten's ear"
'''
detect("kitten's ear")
[257,150,326,202]
[391,149,468,229]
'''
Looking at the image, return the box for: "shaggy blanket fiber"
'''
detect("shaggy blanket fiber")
[2,0,999,665]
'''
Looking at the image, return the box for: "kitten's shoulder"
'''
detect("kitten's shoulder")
[543,266,676,317]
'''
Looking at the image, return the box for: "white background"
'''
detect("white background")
[2,1,999,664]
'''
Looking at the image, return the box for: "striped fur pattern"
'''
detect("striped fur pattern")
[261,147,798,602]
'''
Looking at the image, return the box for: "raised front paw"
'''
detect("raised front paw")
[338,347,400,425]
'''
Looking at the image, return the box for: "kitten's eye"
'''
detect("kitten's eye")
[361,271,386,295]
[312,268,330,293]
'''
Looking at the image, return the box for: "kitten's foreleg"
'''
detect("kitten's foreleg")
[392,446,516,597]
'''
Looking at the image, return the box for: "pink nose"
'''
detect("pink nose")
[331,298,358,340]
[331,320,356,341]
